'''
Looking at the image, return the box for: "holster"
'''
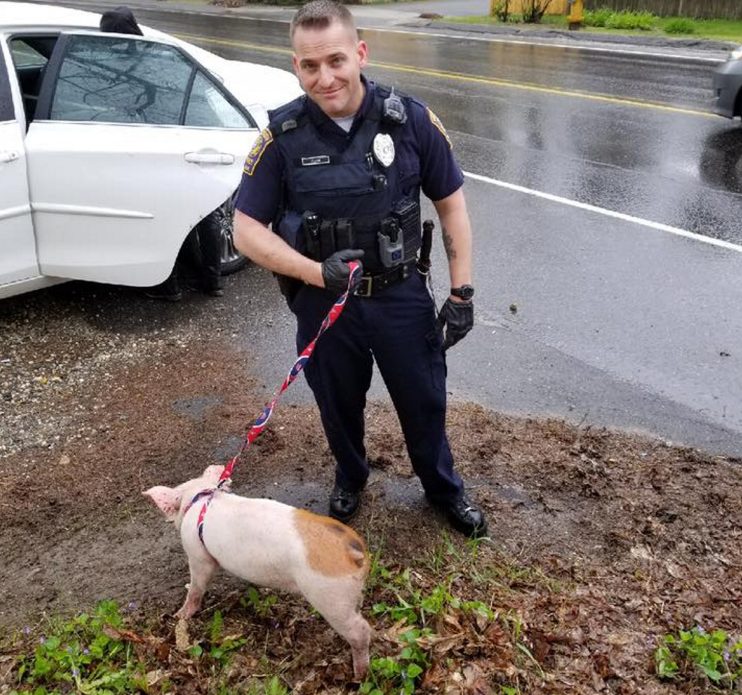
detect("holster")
[274,211,305,304]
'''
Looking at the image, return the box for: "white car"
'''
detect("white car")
[0,2,302,299]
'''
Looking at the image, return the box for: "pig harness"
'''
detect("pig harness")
[186,262,363,548]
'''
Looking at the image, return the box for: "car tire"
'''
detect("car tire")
[216,195,248,276]
[700,128,742,194]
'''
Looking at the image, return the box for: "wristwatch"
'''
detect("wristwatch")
[450,284,474,301]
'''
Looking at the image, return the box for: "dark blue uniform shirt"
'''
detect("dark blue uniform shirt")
[235,76,464,225]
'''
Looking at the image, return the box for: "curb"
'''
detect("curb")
[425,21,736,53]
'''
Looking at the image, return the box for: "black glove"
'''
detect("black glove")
[437,298,474,351]
[321,249,364,295]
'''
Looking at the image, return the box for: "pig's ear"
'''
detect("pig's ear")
[142,486,182,521]
[202,465,225,485]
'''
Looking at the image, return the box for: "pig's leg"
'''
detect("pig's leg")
[345,613,371,680]
[175,555,218,619]
[303,586,371,679]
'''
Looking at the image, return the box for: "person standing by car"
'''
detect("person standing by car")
[99,6,225,301]
[143,208,225,301]
[99,6,143,35]
[232,0,487,538]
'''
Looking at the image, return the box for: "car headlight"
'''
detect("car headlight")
[730,46,742,61]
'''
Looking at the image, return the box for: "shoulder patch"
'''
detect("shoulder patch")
[427,108,453,149]
[243,128,274,176]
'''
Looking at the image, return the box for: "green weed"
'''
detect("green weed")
[664,18,695,35]
[371,568,462,627]
[361,627,430,695]
[583,8,612,27]
[366,547,393,592]
[14,600,149,694]
[188,610,247,668]
[585,9,655,31]
[363,560,503,694]
[244,674,291,695]
[241,586,278,618]
[655,626,742,689]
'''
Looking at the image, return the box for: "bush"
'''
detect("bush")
[521,0,552,24]
[491,0,511,22]
[584,9,612,27]
[605,10,655,30]
[584,9,655,31]
[664,18,696,35]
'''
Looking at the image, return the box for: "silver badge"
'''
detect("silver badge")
[372,133,395,168]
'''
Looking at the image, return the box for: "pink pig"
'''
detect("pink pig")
[143,464,371,679]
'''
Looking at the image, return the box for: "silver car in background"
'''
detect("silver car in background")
[713,45,742,120]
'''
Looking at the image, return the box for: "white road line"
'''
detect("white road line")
[464,170,742,253]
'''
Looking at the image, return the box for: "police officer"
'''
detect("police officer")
[233,0,487,538]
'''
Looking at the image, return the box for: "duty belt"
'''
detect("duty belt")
[355,260,416,298]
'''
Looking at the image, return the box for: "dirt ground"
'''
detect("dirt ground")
[0,281,740,694]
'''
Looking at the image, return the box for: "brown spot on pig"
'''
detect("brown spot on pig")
[293,509,369,577]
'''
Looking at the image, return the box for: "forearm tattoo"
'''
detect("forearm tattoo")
[442,226,457,260]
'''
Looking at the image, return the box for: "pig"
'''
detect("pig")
[143,464,371,679]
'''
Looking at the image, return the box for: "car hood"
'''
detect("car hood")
[217,59,304,126]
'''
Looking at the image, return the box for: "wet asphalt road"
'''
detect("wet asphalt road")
[9,4,742,455]
[132,8,741,242]
[131,8,742,454]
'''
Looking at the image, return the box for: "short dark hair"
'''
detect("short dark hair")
[99,6,143,35]
[290,0,357,40]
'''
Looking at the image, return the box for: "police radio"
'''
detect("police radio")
[382,88,407,125]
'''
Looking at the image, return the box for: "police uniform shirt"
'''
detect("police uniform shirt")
[235,76,464,226]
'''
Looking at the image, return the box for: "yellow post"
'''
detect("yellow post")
[567,0,584,29]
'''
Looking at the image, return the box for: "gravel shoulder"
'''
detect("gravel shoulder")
[1,278,740,693]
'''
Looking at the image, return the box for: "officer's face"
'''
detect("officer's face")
[292,20,368,118]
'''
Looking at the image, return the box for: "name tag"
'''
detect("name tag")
[301,155,331,167]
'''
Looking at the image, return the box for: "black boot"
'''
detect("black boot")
[145,272,182,302]
[329,483,361,523]
[197,211,223,297]
[431,494,488,539]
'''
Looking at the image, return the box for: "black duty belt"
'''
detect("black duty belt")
[355,260,416,298]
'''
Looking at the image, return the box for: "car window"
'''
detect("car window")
[185,71,250,128]
[50,35,193,124]
[0,49,13,121]
[9,39,48,69]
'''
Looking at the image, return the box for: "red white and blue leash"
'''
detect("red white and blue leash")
[192,261,363,543]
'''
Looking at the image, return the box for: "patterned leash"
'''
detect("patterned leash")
[195,261,363,542]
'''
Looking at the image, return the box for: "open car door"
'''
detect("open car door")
[24,31,258,286]
[0,43,40,292]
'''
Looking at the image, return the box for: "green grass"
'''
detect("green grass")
[4,539,546,695]
[443,14,742,43]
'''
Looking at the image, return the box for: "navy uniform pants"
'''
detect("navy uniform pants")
[290,271,464,504]
[154,210,223,295]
